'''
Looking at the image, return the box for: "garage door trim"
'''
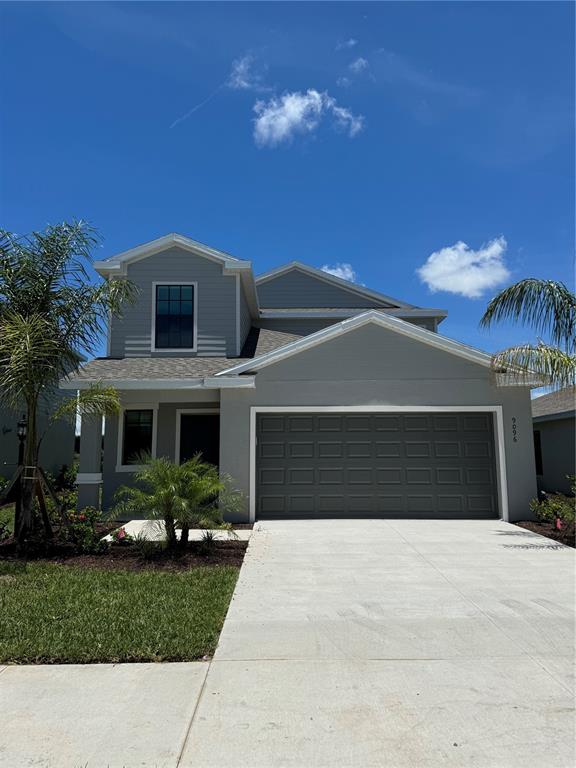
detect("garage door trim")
[249,406,508,523]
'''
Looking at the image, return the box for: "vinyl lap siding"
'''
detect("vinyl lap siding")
[257,270,394,309]
[109,247,237,357]
[258,316,437,337]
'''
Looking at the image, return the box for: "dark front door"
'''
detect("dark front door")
[179,414,220,467]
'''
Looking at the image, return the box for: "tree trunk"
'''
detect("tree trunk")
[16,399,38,550]
[164,514,177,548]
[179,523,189,549]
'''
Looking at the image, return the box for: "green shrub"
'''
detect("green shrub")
[60,506,108,554]
[530,476,575,535]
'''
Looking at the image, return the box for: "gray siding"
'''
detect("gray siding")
[239,283,252,351]
[220,323,537,523]
[257,318,333,336]
[109,247,237,358]
[257,269,394,309]
[258,316,437,337]
[535,417,575,495]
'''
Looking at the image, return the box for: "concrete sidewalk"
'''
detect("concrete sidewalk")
[1,519,574,767]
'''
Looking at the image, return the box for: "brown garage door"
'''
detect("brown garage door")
[256,412,499,518]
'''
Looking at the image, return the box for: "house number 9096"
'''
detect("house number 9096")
[511,417,518,443]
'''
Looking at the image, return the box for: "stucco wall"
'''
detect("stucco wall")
[220,323,537,522]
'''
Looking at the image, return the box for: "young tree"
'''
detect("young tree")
[0,221,136,545]
[480,278,576,388]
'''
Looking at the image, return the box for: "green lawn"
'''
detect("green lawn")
[0,505,14,535]
[0,561,239,663]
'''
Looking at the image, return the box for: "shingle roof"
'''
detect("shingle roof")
[532,387,576,418]
[70,327,300,382]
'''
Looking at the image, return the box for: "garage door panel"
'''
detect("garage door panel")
[288,442,315,458]
[377,495,405,513]
[434,441,461,458]
[318,442,344,458]
[433,415,459,431]
[376,441,402,457]
[256,413,498,518]
[346,442,372,458]
[405,441,431,457]
[288,468,314,484]
[318,467,344,484]
[406,468,432,484]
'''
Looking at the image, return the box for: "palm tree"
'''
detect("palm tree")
[480,278,576,389]
[0,221,136,545]
[112,455,236,548]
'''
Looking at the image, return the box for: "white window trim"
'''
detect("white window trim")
[151,281,198,353]
[174,408,220,465]
[116,404,159,472]
[248,405,509,524]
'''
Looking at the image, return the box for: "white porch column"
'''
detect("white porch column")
[76,414,103,510]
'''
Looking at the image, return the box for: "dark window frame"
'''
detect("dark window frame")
[153,282,197,351]
[121,409,154,466]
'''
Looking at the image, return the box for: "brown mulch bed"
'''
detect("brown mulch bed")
[514,521,575,548]
[0,540,248,570]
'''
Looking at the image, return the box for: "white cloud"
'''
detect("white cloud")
[336,38,358,50]
[349,57,369,74]
[416,237,510,298]
[228,54,267,91]
[336,76,351,88]
[253,89,364,147]
[321,262,358,283]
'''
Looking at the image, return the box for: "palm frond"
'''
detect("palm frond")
[51,384,121,423]
[492,343,576,389]
[0,312,63,407]
[480,279,576,350]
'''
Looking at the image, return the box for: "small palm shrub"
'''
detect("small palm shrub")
[112,455,244,550]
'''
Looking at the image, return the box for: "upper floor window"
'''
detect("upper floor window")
[153,283,196,350]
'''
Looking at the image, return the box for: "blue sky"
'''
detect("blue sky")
[1,1,573,358]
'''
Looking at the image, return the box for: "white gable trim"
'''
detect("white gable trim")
[217,310,493,376]
[256,261,415,310]
[94,233,259,315]
[94,233,252,275]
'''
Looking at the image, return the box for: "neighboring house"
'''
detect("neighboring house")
[61,233,537,522]
[0,404,75,480]
[532,387,575,496]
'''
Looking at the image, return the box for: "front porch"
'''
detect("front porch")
[76,390,225,513]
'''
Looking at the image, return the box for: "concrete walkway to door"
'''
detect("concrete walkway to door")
[180,519,575,768]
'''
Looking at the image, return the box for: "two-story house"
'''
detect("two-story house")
[62,233,537,522]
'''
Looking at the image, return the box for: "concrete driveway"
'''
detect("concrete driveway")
[1,519,573,767]
[180,519,575,768]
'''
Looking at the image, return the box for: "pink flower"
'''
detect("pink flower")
[117,527,126,540]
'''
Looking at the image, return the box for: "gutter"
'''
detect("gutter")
[59,376,256,391]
